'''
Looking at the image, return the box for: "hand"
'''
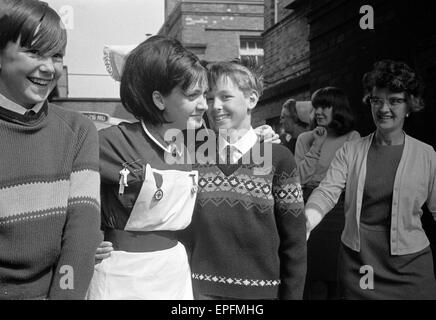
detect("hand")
[255,125,280,144]
[305,207,323,237]
[311,126,327,149]
[95,241,113,264]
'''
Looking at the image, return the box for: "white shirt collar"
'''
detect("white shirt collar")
[0,92,44,115]
[218,127,258,162]
[141,121,183,157]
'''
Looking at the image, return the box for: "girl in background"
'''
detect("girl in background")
[295,87,360,299]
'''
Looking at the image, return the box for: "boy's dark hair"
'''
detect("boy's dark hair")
[362,59,425,112]
[0,0,66,57]
[206,58,264,97]
[311,86,354,136]
[120,35,208,124]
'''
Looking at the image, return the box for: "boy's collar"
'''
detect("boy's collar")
[218,127,257,155]
[0,92,44,115]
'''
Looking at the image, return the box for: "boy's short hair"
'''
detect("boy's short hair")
[0,0,66,56]
[120,35,208,125]
[206,59,264,96]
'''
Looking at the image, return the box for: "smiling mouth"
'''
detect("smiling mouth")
[214,114,230,122]
[28,77,52,87]
[377,115,393,120]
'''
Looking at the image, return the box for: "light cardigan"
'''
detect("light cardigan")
[306,132,436,255]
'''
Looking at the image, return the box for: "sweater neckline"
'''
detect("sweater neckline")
[0,101,48,126]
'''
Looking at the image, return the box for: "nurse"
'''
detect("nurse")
[86,35,207,300]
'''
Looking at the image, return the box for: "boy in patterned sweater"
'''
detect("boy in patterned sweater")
[185,61,307,299]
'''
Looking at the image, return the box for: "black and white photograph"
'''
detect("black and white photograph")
[0,0,435,315]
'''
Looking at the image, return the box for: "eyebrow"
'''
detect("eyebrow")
[216,89,235,95]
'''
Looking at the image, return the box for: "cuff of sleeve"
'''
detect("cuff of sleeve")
[305,202,324,214]
[307,146,321,158]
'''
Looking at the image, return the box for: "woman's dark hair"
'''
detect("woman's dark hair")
[311,86,354,136]
[0,0,66,56]
[120,35,208,125]
[362,60,425,112]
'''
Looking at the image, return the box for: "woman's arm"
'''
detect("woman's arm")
[295,128,327,185]
[427,148,436,220]
[305,141,350,237]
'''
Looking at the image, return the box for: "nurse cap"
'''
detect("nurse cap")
[103,45,135,82]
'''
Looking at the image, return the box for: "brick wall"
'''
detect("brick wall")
[309,0,436,146]
[254,0,309,126]
[159,1,264,63]
[262,3,309,88]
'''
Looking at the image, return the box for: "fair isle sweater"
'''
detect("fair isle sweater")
[0,102,101,300]
[186,143,307,299]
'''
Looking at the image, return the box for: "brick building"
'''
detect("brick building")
[258,0,436,148]
[158,0,264,63]
[255,0,310,129]
[308,0,436,147]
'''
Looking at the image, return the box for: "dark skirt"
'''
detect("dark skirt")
[338,223,436,300]
[305,187,345,282]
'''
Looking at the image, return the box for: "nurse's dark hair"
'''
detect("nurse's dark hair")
[0,0,66,56]
[120,35,208,125]
[362,60,425,112]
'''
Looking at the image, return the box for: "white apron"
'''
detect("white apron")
[87,164,198,300]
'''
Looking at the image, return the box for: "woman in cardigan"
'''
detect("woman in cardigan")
[305,60,436,299]
[295,87,360,299]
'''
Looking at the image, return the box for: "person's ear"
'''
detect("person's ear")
[247,90,259,111]
[152,91,166,111]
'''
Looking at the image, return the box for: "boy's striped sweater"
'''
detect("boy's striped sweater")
[185,143,307,299]
[0,102,101,299]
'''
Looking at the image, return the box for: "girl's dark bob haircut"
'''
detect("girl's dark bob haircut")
[120,35,208,125]
[0,0,66,57]
[362,59,425,112]
[311,86,354,136]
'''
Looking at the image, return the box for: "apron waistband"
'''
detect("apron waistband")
[104,229,178,252]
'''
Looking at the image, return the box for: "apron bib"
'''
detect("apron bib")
[87,164,198,300]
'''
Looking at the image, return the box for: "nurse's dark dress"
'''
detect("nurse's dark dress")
[338,142,436,299]
[87,122,198,300]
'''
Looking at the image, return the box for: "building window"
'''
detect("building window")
[239,37,264,66]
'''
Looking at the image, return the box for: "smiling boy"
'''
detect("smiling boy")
[185,61,307,300]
